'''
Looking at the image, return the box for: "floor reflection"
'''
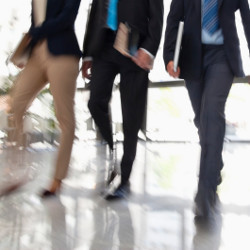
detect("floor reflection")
[193,214,222,250]
[1,141,250,249]
[43,197,70,250]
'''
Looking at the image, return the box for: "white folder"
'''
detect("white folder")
[173,21,184,72]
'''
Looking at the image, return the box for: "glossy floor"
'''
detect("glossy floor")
[0,140,250,250]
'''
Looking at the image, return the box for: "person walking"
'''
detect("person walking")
[10,0,82,197]
[163,0,250,220]
[82,0,164,200]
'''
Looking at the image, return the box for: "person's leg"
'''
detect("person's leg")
[199,59,233,192]
[11,53,47,145]
[47,54,79,189]
[185,78,224,189]
[88,58,119,150]
[2,52,47,196]
[119,66,149,185]
[185,80,203,132]
[105,62,148,200]
[195,46,234,218]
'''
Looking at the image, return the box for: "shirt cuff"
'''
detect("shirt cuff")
[82,57,93,62]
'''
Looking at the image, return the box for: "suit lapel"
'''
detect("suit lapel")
[193,0,201,20]
[194,0,201,12]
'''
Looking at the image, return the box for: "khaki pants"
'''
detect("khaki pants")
[11,40,79,180]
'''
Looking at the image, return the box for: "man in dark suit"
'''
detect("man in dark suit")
[82,0,164,200]
[163,0,250,219]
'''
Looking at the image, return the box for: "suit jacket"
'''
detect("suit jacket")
[29,0,82,58]
[82,0,164,58]
[163,0,250,80]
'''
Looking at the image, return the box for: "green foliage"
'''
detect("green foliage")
[154,155,181,188]
[0,73,18,95]
[154,88,181,118]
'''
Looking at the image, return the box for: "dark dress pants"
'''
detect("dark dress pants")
[185,45,234,191]
[88,32,149,185]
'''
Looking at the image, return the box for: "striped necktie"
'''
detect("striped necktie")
[202,0,219,35]
[107,0,119,31]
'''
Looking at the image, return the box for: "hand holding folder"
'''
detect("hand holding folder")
[114,22,152,70]
[113,22,139,58]
[8,0,47,69]
[166,21,184,78]
[9,33,31,69]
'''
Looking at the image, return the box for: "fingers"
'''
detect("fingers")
[132,49,153,71]
[17,63,25,69]
[82,69,91,80]
[166,61,180,78]
[131,56,144,69]
[81,61,92,80]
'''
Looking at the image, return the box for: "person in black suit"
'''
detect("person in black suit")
[163,0,250,219]
[82,0,164,200]
[10,0,82,196]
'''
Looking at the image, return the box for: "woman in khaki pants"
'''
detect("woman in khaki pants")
[11,0,82,197]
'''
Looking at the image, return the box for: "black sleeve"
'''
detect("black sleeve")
[29,0,81,41]
[163,0,184,66]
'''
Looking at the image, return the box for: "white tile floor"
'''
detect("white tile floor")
[1,139,250,250]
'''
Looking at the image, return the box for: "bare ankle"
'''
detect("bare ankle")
[49,179,61,193]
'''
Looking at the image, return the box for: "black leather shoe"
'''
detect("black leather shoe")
[40,190,57,198]
[105,183,130,201]
[194,186,220,220]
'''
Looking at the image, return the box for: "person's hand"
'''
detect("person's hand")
[132,49,153,71]
[81,60,92,80]
[166,60,180,78]
[16,63,25,69]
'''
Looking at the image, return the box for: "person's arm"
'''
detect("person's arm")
[29,0,81,41]
[140,0,164,56]
[81,58,93,80]
[132,0,164,70]
[166,60,181,78]
[82,0,99,58]
[163,0,184,78]
[81,0,97,80]
[239,0,250,54]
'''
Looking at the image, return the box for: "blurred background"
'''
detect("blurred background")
[0,0,250,148]
[0,2,250,250]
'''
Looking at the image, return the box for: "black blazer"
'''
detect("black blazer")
[82,0,164,58]
[29,0,82,58]
[163,0,250,80]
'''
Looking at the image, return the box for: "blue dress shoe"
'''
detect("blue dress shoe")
[105,183,130,200]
